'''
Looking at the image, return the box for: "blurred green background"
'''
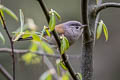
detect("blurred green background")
[0,0,120,80]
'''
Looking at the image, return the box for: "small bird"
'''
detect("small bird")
[18,21,85,46]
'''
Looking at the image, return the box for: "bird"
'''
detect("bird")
[18,21,86,46]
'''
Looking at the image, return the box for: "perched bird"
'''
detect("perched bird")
[18,21,85,46]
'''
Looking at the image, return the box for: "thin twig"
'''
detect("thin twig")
[0,12,15,80]
[0,48,81,59]
[0,48,28,54]
[95,2,120,15]
[43,56,60,79]
[37,0,78,80]
[0,64,13,80]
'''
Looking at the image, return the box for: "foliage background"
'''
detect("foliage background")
[0,0,120,80]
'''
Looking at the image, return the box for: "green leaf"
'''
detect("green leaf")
[53,10,61,20]
[21,30,31,39]
[40,71,52,80]
[49,12,56,31]
[30,41,38,52]
[96,20,103,39]
[0,9,4,17]
[22,52,41,64]
[103,23,108,41]
[0,32,5,44]
[22,42,41,64]
[46,74,52,80]
[40,41,54,54]
[31,56,41,64]
[44,26,51,37]
[62,72,69,80]
[0,10,4,26]
[76,73,82,80]
[22,53,33,64]
[0,5,18,21]
[31,33,41,42]
[22,33,31,39]
[19,9,24,33]
[49,9,61,20]
[60,35,69,54]
[60,61,67,70]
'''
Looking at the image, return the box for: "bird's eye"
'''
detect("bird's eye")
[75,26,79,29]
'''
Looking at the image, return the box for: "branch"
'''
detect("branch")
[0,48,81,59]
[0,64,13,80]
[96,2,120,15]
[37,0,61,50]
[80,0,96,80]
[0,48,28,54]
[0,12,15,80]
[36,0,78,80]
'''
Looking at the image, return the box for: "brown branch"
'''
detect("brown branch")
[95,2,120,15]
[0,48,81,59]
[0,64,13,80]
[36,0,78,80]
[0,12,15,80]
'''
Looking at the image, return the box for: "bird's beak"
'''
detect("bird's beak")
[81,25,87,29]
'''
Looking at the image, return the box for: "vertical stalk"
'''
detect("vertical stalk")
[0,12,15,80]
[80,0,96,80]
